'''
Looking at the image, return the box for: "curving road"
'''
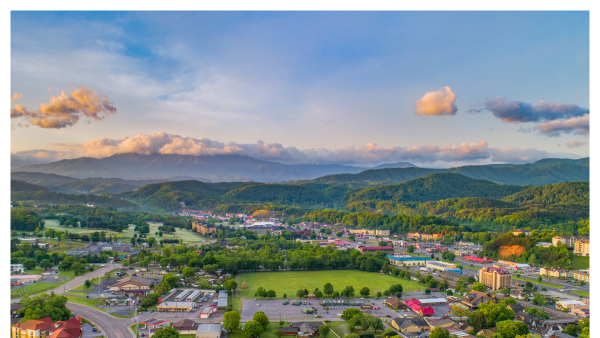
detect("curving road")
[67,302,135,338]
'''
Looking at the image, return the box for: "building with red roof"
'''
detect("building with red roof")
[11,317,82,338]
[403,299,435,317]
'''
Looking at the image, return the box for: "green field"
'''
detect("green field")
[230,322,291,338]
[237,270,424,299]
[570,254,589,270]
[11,278,74,298]
[573,290,589,297]
[512,276,560,289]
[42,219,205,243]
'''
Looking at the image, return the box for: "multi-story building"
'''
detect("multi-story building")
[539,268,571,279]
[407,233,443,240]
[512,229,531,237]
[572,271,589,283]
[478,267,511,291]
[347,228,390,236]
[552,236,589,248]
[11,317,82,338]
[573,240,589,256]
[192,222,217,235]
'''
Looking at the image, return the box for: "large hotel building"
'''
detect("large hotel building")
[478,267,512,291]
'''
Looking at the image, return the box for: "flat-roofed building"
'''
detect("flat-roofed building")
[157,301,194,312]
[196,323,222,338]
[540,268,571,279]
[388,255,430,267]
[426,261,457,272]
[512,229,531,237]
[347,228,390,236]
[10,274,41,284]
[573,240,589,256]
[478,267,511,291]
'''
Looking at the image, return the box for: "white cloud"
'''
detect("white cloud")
[535,114,589,137]
[415,86,457,116]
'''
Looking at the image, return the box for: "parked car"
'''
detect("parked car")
[92,327,98,332]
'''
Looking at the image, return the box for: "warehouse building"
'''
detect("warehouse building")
[388,255,430,267]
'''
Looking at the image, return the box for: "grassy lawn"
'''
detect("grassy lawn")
[23,268,44,275]
[232,296,243,313]
[11,278,74,298]
[230,322,291,338]
[43,219,205,244]
[570,253,589,270]
[71,277,115,291]
[328,321,347,337]
[66,296,108,311]
[237,270,424,299]
[573,291,589,297]
[58,270,76,277]
[512,276,560,289]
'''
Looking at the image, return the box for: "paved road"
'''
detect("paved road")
[68,302,134,338]
[54,264,122,296]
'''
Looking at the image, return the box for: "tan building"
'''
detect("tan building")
[157,301,194,312]
[407,232,443,240]
[390,318,429,333]
[192,222,217,235]
[539,268,571,279]
[109,276,152,292]
[552,236,589,248]
[11,317,82,338]
[512,229,531,237]
[426,261,457,271]
[478,267,511,291]
[572,271,589,283]
[462,291,494,308]
[196,323,222,338]
[573,240,589,256]
[347,228,390,236]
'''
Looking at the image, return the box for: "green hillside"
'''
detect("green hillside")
[222,184,329,206]
[11,179,48,192]
[502,181,589,206]
[348,173,525,203]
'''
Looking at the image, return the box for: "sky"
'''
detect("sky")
[10,11,590,168]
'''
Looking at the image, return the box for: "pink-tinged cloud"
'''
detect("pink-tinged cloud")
[565,140,587,149]
[535,114,589,137]
[415,86,457,116]
[10,85,117,129]
[11,93,23,103]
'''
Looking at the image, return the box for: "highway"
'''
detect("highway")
[54,264,122,295]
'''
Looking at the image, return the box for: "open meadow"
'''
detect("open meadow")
[237,270,424,299]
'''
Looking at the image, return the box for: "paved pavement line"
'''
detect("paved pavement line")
[325,320,342,338]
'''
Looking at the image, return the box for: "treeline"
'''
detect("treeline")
[11,190,139,209]
[11,208,44,231]
[481,233,572,268]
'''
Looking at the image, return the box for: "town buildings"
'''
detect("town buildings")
[573,240,589,256]
[512,229,531,237]
[359,246,394,254]
[572,271,589,283]
[11,317,82,338]
[346,228,390,236]
[407,233,443,240]
[552,236,589,248]
[387,254,430,267]
[426,261,459,272]
[192,222,217,235]
[478,267,511,291]
[462,291,494,308]
[540,268,571,279]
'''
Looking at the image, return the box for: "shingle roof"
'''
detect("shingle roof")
[113,275,152,287]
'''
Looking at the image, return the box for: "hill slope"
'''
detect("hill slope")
[502,181,589,206]
[348,173,525,203]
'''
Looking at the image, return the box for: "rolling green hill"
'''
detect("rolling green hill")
[222,184,329,205]
[348,173,525,203]
[11,179,48,192]
[502,181,589,206]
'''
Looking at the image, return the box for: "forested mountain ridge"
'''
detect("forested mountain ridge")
[502,181,589,206]
[347,173,525,203]
[302,157,589,187]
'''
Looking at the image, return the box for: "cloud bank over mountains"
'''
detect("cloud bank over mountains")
[11,132,581,168]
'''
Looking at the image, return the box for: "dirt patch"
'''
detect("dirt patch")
[498,245,525,258]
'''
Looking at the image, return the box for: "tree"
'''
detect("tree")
[152,326,180,338]
[257,287,267,298]
[470,282,486,292]
[296,289,305,298]
[501,288,511,295]
[40,259,52,271]
[244,320,264,338]
[430,253,435,259]
[478,301,515,325]
[224,279,238,293]
[341,286,355,298]
[182,267,195,282]
[223,311,241,332]
[341,308,362,320]
[532,293,547,307]
[23,259,37,270]
[407,245,415,253]
[71,262,86,276]
[424,288,431,295]
[429,327,449,338]
[315,290,324,298]
[253,311,270,330]
[371,317,384,333]
[267,290,276,298]
[318,325,331,338]
[359,287,370,297]
[336,231,343,238]
[276,330,285,338]
[84,280,91,293]
[376,291,382,298]
[468,310,488,332]
[537,276,543,283]
[18,293,73,322]
[360,313,373,332]
[451,305,469,321]
[332,291,339,298]
[324,282,334,296]
[346,315,362,333]
[496,320,529,338]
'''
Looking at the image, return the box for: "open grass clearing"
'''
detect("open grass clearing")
[42,219,205,243]
[572,290,589,297]
[229,322,291,338]
[66,296,108,311]
[11,278,74,298]
[237,270,424,299]
[570,253,589,270]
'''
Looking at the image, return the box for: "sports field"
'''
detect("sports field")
[236,270,424,299]
[43,219,205,244]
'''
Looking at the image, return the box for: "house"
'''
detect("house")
[286,322,323,337]
[542,324,566,337]
[570,305,589,318]
[383,297,402,310]
[462,291,493,308]
[510,291,533,301]
[109,276,153,294]
[507,303,523,312]
[173,319,198,335]
[11,303,23,316]
[425,318,457,330]
[42,268,58,276]
[390,317,430,333]
[552,236,588,248]
[456,322,474,333]
[11,317,82,338]
[549,333,579,338]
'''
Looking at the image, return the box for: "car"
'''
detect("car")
[92,327,98,332]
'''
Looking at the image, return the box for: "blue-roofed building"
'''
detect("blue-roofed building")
[387,255,430,266]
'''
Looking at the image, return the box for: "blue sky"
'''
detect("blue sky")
[10,11,589,167]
